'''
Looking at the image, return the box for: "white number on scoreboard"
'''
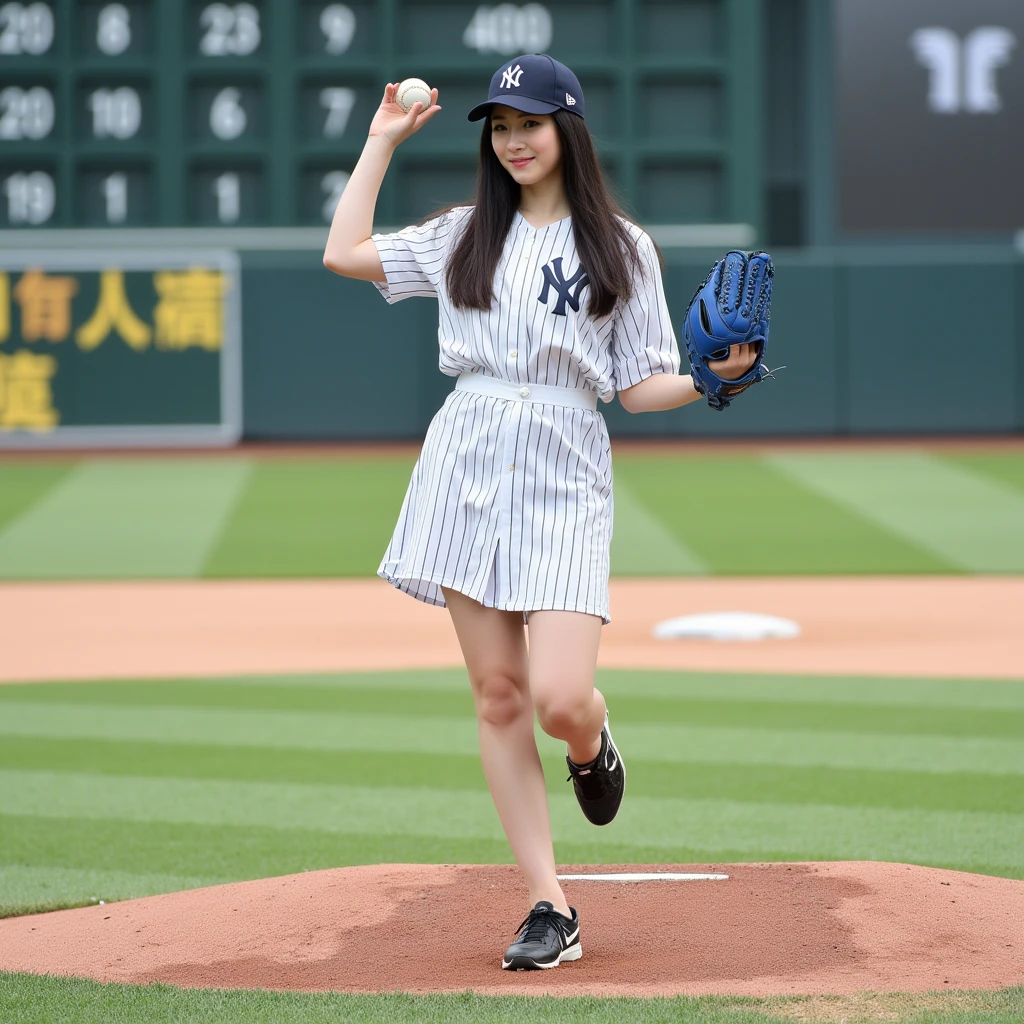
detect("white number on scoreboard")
[199,3,260,56]
[319,3,355,55]
[320,170,349,222]
[210,86,246,139]
[0,85,55,140]
[88,87,142,139]
[462,4,552,55]
[213,171,240,223]
[102,172,128,223]
[319,87,355,138]
[0,2,54,55]
[3,170,55,224]
[96,3,132,55]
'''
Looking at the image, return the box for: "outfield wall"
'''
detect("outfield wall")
[242,244,1024,440]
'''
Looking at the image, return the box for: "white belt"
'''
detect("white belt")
[455,371,598,411]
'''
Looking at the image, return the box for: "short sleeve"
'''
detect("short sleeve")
[610,230,681,390]
[371,208,468,304]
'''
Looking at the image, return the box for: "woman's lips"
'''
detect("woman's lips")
[510,158,533,168]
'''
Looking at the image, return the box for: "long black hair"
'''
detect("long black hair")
[435,110,658,319]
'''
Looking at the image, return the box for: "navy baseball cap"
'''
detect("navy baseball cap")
[467,54,585,121]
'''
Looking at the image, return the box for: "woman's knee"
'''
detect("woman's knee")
[472,672,529,727]
[532,684,593,738]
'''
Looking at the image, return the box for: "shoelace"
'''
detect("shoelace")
[566,765,613,799]
[513,907,564,943]
[566,746,610,790]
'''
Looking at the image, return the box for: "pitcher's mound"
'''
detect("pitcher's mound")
[1,862,1021,998]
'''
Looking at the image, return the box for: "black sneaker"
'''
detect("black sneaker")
[502,901,582,970]
[565,710,625,826]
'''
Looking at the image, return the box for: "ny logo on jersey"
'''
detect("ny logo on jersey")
[501,64,524,89]
[538,258,589,316]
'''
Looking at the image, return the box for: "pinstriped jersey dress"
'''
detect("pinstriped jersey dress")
[371,205,679,622]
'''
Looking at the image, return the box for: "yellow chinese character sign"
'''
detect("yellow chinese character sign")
[13,269,79,343]
[0,252,240,447]
[76,269,153,352]
[153,268,227,351]
[0,351,59,431]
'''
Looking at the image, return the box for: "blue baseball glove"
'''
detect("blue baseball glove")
[682,250,775,410]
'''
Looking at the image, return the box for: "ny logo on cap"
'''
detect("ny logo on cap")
[501,64,524,89]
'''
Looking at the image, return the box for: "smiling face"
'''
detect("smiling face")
[489,105,562,186]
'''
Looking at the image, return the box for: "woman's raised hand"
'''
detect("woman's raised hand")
[368,83,441,147]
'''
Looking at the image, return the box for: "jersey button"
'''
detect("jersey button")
[518,387,530,398]
[509,349,518,358]
[508,464,515,472]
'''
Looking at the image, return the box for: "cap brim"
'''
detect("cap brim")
[467,97,561,121]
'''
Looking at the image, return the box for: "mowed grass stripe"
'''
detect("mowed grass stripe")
[5,813,1021,921]
[594,671,1024,708]
[0,681,475,717]
[7,669,1024,710]
[767,451,1024,573]
[0,738,485,794]
[0,671,477,701]
[5,703,1024,775]
[2,682,1019,737]
[611,454,954,573]
[201,458,415,577]
[4,975,1024,1024]
[3,771,1022,869]
[943,453,1024,494]
[3,736,1021,814]
[0,463,75,533]
[0,702,480,757]
[0,460,252,579]
[0,865,222,917]
[609,476,707,574]
[1,451,1020,580]
[0,814,516,895]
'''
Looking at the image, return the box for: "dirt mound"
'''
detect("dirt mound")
[1,862,1020,997]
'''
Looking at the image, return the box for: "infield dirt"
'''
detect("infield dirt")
[0,862,1021,997]
[1,576,1022,682]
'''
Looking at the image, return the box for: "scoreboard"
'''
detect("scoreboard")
[0,0,762,231]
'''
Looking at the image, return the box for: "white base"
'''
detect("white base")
[653,611,800,642]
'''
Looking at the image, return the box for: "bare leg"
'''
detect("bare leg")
[527,611,606,766]
[442,588,571,918]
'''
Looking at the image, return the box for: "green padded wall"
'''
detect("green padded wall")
[239,244,1023,440]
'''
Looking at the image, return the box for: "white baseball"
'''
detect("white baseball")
[396,78,432,113]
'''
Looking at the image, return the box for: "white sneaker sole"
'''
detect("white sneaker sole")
[604,713,625,785]
[502,943,583,970]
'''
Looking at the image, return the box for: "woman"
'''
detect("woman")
[323,53,758,971]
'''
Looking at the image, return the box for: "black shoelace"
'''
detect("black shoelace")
[566,750,611,794]
[513,907,564,943]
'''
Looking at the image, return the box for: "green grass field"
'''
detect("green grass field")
[2,447,1022,1022]
[3,669,1022,919]
[2,974,1023,1024]
[0,448,1022,578]
[2,667,1023,1021]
